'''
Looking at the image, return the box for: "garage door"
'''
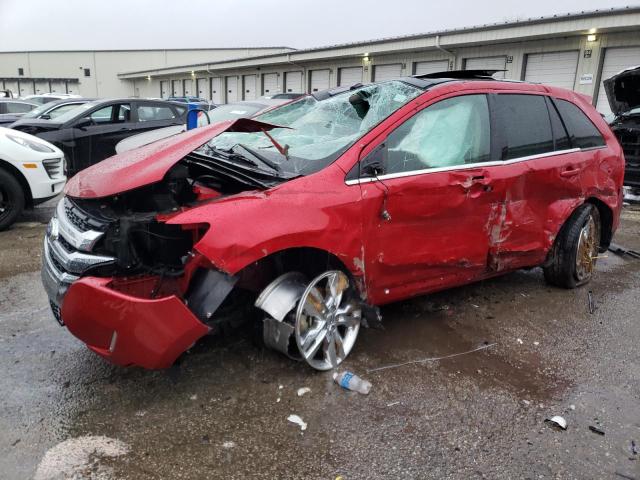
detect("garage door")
[172,80,182,96]
[243,75,257,100]
[524,51,579,90]
[183,79,193,96]
[414,60,449,75]
[596,46,640,116]
[465,56,507,79]
[211,78,222,104]
[373,64,402,81]
[66,82,78,94]
[309,69,330,93]
[284,71,303,93]
[196,78,209,100]
[4,80,19,97]
[50,81,66,94]
[262,73,279,96]
[160,81,169,98]
[21,80,36,95]
[338,67,362,86]
[226,76,239,103]
[33,81,49,95]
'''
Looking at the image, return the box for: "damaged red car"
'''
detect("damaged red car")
[42,72,624,371]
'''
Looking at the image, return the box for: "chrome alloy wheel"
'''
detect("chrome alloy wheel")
[294,271,361,371]
[575,216,598,281]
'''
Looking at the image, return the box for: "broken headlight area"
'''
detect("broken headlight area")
[610,115,640,190]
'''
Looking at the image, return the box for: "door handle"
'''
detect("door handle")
[560,166,580,178]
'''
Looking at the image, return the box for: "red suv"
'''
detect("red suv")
[42,73,624,371]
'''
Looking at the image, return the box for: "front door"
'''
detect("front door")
[358,94,503,304]
[70,103,134,173]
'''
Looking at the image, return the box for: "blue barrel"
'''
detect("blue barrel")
[186,102,199,130]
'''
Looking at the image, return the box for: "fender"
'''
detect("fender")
[167,163,366,279]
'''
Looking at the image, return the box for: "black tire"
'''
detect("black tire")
[0,168,25,231]
[543,204,601,289]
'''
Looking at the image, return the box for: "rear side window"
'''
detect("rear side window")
[553,99,605,149]
[6,102,35,113]
[493,94,553,160]
[137,104,177,122]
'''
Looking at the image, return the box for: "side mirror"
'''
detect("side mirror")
[360,143,386,178]
[75,117,92,129]
[40,114,51,120]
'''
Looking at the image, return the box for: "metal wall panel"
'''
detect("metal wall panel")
[414,60,449,75]
[211,77,222,104]
[226,76,239,103]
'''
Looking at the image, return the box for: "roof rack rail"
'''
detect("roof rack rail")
[413,69,505,79]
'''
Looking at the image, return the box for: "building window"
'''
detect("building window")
[84,68,91,77]
[18,68,24,76]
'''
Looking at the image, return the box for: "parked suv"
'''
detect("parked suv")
[0,127,65,230]
[11,99,187,176]
[42,74,624,370]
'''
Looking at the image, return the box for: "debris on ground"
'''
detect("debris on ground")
[517,338,523,344]
[609,243,640,259]
[569,404,576,411]
[589,425,605,435]
[222,441,236,449]
[545,416,568,430]
[297,387,311,397]
[287,414,307,431]
[632,440,638,456]
[588,291,595,314]
[333,371,372,394]
[386,401,400,407]
[367,343,497,373]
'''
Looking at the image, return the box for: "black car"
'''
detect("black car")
[10,98,187,175]
[605,66,640,191]
[0,99,38,126]
[9,98,93,127]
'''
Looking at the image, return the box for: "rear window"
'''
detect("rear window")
[554,99,605,149]
[494,94,554,160]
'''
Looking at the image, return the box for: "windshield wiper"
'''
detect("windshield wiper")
[232,144,282,173]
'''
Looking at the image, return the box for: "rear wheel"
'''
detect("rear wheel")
[0,169,25,231]
[543,204,600,288]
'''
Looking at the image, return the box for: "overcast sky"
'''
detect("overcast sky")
[0,0,635,51]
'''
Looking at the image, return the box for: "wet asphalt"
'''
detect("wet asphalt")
[1,199,640,480]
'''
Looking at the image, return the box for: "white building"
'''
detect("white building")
[2,6,639,115]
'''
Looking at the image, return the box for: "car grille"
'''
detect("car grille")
[42,158,64,179]
[42,197,115,310]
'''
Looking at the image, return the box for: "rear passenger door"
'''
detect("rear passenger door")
[487,93,605,270]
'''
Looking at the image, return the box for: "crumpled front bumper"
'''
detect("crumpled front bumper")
[41,197,210,369]
[60,277,209,369]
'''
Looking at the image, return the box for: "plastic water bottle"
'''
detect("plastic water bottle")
[333,371,371,394]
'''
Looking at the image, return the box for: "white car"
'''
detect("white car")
[0,127,66,230]
[21,93,82,105]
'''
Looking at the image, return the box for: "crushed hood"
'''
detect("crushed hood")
[604,65,640,116]
[65,118,285,199]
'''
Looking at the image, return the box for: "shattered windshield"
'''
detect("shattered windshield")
[196,81,423,176]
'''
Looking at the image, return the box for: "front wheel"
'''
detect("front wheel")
[0,169,25,231]
[543,204,601,289]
